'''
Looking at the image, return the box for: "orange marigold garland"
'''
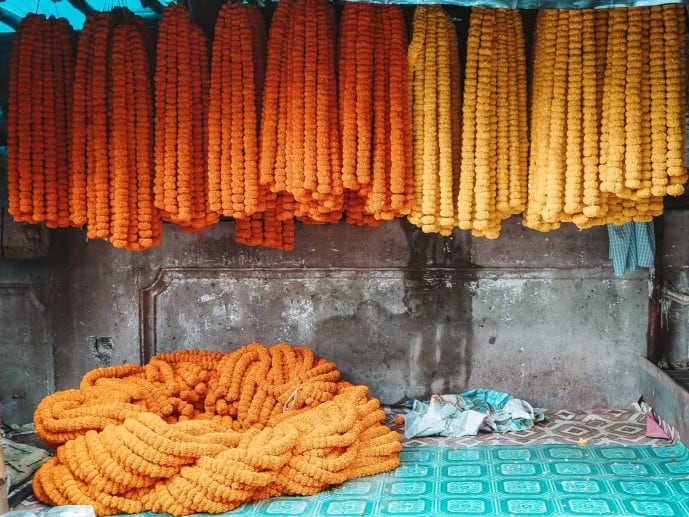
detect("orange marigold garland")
[154,4,217,232]
[340,3,414,226]
[235,4,294,250]
[388,6,415,217]
[6,14,26,221]
[74,9,162,249]
[287,0,343,223]
[130,20,163,250]
[256,0,298,249]
[33,343,401,515]
[189,24,220,231]
[108,24,130,248]
[28,17,46,225]
[70,13,105,227]
[213,2,261,219]
[7,14,74,227]
[53,19,76,228]
[89,13,111,240]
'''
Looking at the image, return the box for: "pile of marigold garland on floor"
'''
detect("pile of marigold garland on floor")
[32,343,402,516]
[5,3,687,248]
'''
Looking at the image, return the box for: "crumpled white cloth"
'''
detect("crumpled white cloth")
[403,389,545,440]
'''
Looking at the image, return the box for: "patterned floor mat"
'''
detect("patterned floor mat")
[12,407,678,516]
[133,442,689,517]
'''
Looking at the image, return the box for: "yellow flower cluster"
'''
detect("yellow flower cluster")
[457,8,528,239]
[407,6,461,236]
[32,343,401,516]
[525,5,686,232]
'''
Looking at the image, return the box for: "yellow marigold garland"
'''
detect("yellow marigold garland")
[407,6,461,236]
[563,10,583,218]
[33,343,401,516]
[456,7,478,231]
[471,8,498,235]
[524,10,557,232]
[578,9,603,223]
[458,8,527,239]
[507,10,528,215]
[662,4,687,195]
[526,6,685,232]
[541,10,569,224]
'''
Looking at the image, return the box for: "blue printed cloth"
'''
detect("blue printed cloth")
[607,221,655,276]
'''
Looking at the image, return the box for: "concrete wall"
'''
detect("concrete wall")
[0,210,650,424]
[658,209,689,364]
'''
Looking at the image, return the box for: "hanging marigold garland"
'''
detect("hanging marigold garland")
[233,5,296,250]
[154,4,218,232]
[7,14,75,228]
[66,9,162,249]
[407,6,461,237]
[32,343,401,516]
[526,6,686,231]
[8,4,687,248]
[339,3,414,226]
[457,7,527,239]
[284,0,343,224]
[208,2,262,221]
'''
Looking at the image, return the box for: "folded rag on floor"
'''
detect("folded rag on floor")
[607,221,655,276]
[403,389,545,439]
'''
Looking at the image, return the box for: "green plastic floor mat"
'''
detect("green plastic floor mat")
[131,443,689,517]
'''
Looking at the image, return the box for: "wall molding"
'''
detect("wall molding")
[138,266,645,363]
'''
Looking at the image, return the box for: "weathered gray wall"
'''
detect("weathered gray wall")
[1,210,649,424]
[658,209,689,364]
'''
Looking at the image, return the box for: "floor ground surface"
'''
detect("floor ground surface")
[13,407,683,517]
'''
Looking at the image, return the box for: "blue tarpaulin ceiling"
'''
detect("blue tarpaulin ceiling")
[0,0,175,33]
[0,0,686,32]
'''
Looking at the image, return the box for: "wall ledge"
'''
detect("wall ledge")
[640,357,689,445]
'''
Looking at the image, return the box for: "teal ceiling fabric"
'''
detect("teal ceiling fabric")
[345,0,686,6]
[0,0,174,33]
[0,0,686,32]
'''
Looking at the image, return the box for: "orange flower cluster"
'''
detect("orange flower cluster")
[70,9,163,250]
[7,14,74,228]
[234,194,296,250]
[525,5,686,232]
[32,343,401,516]
[407,6,461,236]
[338,3,414,226]
[153,4,218,232]
[457,8,528,239]
[208,3,262,220]
[259,0,343,226]
[221,4,296,251]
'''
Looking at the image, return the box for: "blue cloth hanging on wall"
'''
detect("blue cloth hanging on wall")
[607,221,655,276]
